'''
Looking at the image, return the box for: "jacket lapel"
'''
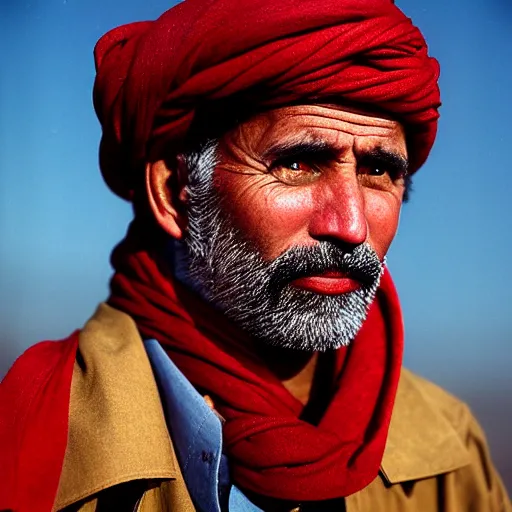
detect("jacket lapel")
[54,304,180,510]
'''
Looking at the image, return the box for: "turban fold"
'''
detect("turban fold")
[93,0,440,200]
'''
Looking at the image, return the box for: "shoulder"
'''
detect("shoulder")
[397,368,493,459]
[0,332,79,511]
[399,368,474,437]
[0,333,79,415]
[394,369,511,510]
[2,335,79,386]
[0,334,79,416]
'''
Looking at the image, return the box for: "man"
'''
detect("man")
[0,0,510,511]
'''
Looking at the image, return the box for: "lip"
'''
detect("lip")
[290,272,361,295]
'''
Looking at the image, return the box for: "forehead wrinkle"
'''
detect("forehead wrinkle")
[283,107,401,129]
[222,107,406,171]
[260,129,333,161]
[270,116,401,145]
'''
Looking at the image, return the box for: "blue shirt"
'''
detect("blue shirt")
[145,339,264,512]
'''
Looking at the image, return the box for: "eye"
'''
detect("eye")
[359,164,395,178]
[269,159,320,186]
[357,163,406,192]
[361,166,387,177]
[369,167,387,176]
[288,162,303,171]
[358,162,406,181]
[357,150,408,184]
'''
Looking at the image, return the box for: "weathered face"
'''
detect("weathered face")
[214,104,408,264]
[167,104,408,351]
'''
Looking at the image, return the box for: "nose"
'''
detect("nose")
[308,170,368,247]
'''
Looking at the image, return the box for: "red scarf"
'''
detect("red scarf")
[0,333,79,512]
[108,226,404,502]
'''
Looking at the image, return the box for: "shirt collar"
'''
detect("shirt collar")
[145,339,226,512]
[145,339,264,512]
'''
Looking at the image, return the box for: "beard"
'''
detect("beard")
[176,140,385,352]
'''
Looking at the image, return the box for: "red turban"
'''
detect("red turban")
[93,0,440,200]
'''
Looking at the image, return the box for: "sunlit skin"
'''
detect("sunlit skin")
[214,104,407,262]
[147,104,408,405]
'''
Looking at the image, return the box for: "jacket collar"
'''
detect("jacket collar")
[55,303,470,507]
[54,303,178,510]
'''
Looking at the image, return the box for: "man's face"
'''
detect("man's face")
[214,104,407,262]
[179,104,408,351]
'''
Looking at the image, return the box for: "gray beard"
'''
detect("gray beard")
[175,140,385,352]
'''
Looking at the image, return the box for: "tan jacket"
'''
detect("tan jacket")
[54,305,511,512]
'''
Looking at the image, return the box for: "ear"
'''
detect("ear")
[145,159,188,240]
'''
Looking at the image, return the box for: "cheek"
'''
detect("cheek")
[215,171,314,259]
[364,189,402,259]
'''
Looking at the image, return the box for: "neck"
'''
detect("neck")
[257,345,319,405]
[258,345,339,424]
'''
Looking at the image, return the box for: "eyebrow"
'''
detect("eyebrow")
[358,147,409,177]
[261,137,336,163]
[262,137,409,176]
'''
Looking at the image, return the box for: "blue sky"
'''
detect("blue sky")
[1,0,511,489]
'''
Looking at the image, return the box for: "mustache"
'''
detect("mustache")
[268,242,383,289]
